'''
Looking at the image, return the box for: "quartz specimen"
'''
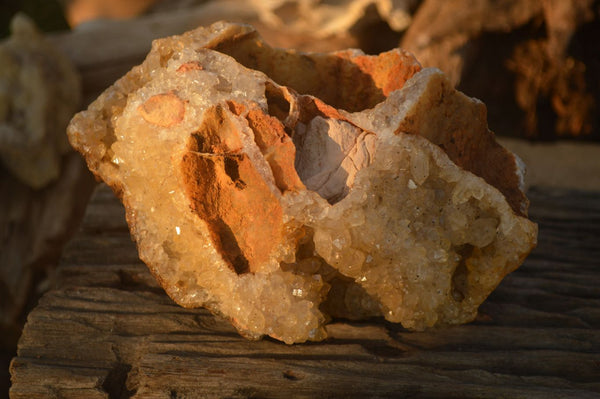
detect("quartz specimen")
[67,21,537,343]
[0,14,81,189]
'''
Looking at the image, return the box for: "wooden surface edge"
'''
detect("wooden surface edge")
[9,184,600,398]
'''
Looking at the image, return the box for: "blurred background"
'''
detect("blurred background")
[1,0,599,396]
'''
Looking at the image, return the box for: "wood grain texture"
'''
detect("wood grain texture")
[9,184,600,398]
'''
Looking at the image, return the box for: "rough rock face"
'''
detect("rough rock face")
[401,0,599,140]
[0,14,81,189]
[68,21,537,343]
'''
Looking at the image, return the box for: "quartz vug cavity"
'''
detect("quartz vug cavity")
[67,21,538,344]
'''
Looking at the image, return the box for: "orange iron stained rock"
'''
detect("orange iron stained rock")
[68,22,537,344]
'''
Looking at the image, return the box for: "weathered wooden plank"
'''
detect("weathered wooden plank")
[9,184,600,398]
[9,359,111,399]
[129,352,598,399]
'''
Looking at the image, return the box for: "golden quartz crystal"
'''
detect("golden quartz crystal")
[68,22,537,344]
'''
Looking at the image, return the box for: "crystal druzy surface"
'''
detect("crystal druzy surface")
[68,22,537,343]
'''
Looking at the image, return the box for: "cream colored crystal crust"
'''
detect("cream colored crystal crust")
[68,21,537,344]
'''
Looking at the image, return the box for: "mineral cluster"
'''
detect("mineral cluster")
[68,21,537,343]
[0,14,81,188]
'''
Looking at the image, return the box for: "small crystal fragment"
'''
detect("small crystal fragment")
[138,92,185,128]
[68,22,537,344]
